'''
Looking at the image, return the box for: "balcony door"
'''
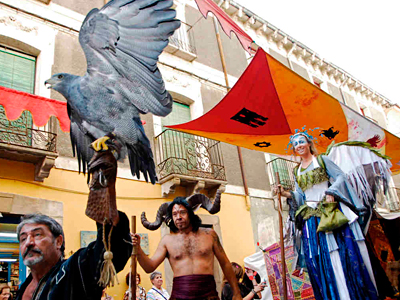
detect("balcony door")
[160,102,194,175]
[0,47,36,147]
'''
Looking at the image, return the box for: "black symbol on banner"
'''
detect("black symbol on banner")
[321,127,339,140]
[231,108,268,128]
[366,135,381,147]
[254,142,271,148]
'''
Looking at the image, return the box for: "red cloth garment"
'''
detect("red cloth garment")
[170,274,219,300]
[0,86,70,132]
[194,0,253,54]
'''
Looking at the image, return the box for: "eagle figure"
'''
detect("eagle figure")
[45,0,180,184]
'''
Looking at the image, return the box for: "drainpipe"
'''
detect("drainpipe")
[213,16,251,210]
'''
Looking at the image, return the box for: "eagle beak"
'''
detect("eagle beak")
[44,78,55,89]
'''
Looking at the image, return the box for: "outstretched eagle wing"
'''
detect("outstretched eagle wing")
[78,0,180,116]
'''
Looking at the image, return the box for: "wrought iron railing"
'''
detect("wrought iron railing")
[154,129,226,181]
[0,107,56,152]
[266,157,299,192]
[169,21,197,55]
[0,127,57,152]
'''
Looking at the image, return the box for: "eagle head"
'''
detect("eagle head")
[45,73,78,97]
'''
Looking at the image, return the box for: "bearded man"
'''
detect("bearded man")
[16,213,132,300]
[132,197,242,300]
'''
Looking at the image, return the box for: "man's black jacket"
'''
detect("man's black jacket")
[16,211,132,300]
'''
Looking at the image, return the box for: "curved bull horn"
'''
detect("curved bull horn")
[186,190,221,214]
[141,202,171,230]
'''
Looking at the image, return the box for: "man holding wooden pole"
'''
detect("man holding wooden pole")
[132,196,242,300]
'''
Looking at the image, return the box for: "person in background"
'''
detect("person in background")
[101,288,114,300]
[146,272,169,300]
[243,268,263,298]
[221,263,265,300]
[15,212,132,300]
[0,283,11,300]
[123,273,146,300]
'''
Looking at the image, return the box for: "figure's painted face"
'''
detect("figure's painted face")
[172,204,190,231]
[292,135,310,156]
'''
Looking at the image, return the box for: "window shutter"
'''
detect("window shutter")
[160,102,194,173]
[0,48,36,145]
[0,49,36,93]
[161,102,191,127]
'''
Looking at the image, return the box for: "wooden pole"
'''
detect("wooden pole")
[213,16,250,209]
[275,172,288,300]
[130,216,137,300]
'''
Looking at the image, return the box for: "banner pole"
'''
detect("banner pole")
[213,16,250,209]
[275,172,288,300]
[130,216,137,300]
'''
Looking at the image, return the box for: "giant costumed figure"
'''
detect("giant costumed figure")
[324,141,400,298]
[278,132,379,300]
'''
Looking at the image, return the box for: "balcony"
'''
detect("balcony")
[154,129,226,197]
[165,21,197,62]
[0,116,58,182]
[266,157,299,192]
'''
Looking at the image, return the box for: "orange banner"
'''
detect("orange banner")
[168,49,400,174]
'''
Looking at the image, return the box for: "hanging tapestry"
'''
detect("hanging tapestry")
[263,243,315,300]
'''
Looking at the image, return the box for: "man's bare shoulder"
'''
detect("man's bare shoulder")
[200,228,224,250]
[198,227,217,236]
[198,228,220,242]
[161,232,181,245]
[161,232,173,241]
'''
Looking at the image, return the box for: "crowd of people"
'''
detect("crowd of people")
[121,271,168,300]
[10,185,265,300]
[7,132,390,300]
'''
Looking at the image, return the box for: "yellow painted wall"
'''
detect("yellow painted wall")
[0,159,256,299]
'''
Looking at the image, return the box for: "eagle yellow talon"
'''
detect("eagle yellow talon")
[91,136,110,151]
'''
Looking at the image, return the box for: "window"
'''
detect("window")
[161,102,191,128]
[160,102,214,175]
[0,47,36,93]
[160,102,193,172]
[0,47,36,146]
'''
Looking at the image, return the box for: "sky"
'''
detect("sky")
[234,0,400,105]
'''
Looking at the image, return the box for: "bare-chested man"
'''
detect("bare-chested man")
[132,197,242,300]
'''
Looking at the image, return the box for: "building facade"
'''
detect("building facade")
[0,0,398,298]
